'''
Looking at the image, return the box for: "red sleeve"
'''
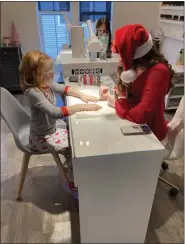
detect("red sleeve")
[115,69,169,124]
[64,86,70,95]
[60,106,69,117]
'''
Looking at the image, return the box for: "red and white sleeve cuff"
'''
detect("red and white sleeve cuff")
[60,106,69,117]
[64,86,70,95]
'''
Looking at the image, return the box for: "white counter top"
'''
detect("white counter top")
[70,115,164,158]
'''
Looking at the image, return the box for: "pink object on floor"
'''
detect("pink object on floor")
[11,21,21,46]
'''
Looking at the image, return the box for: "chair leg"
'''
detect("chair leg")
[16,153,31,201]
[158,176,179,191]
[52,153,68,183]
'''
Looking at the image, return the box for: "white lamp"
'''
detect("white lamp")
[64,14,72,48]
[86,20,103,53]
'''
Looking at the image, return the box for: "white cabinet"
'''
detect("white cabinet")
[165,65,184,111]
[159,3,184,41]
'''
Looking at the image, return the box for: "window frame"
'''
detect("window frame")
[37,1,71,58]
[38,1,70,12]
[37,1,112,59]
[79,2,112,22]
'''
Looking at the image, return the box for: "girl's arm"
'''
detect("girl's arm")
[27,89,101,119]
[51,82,99,103]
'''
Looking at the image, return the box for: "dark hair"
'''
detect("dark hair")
[117,46,175,98]
[132,46,175,91]
[96,17,112,50]
[117,66,132,100]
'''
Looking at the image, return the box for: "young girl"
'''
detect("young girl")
[20,50,101,192]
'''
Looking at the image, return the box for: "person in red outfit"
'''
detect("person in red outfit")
[100,24,175,142]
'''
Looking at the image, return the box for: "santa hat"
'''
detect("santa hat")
[112,24,153,84]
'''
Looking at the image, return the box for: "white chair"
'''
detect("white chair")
[159,96,184,197]
[0,87,68,201]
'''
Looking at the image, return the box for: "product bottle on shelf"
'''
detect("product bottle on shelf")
[180,49,184,65]
[176,49,183,65]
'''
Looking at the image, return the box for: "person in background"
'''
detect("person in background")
[20,50,101,192]
[163,96,184,160]
[99,24,175,143]
[96,17,112,57]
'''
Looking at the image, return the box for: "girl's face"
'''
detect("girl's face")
[41,60,54,87]
[97,24,108,36]
[43,72,54,87]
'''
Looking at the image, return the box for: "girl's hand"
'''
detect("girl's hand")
[79,94,99,103]
[99,86,109,100]
[107,92,116,108]
[67,104,102,115]
[83,104,102,111]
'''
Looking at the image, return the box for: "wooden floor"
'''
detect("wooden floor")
[1,92,184,243]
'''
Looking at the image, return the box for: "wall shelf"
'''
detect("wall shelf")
[164,34,184,41]
[170,95,183,99]
[160,6,184,11]
[160,19,184,25]
[165,66,184,111]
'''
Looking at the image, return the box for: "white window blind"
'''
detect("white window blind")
[38,1,70,59]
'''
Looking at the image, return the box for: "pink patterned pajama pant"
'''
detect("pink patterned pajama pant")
[29,128,76,190]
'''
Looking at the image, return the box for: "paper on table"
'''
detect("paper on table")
[68,89,115,119]
[76,101,115,119]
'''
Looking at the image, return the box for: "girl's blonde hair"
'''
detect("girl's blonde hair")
[116,66,132,99]
[19,50,53,92]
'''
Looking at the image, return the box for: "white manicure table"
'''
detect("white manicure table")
[65,77,165,243]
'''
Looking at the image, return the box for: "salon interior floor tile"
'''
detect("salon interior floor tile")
[1,93,184,243]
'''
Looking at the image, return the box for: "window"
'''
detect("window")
[79,1,112,41]
[37,1,112,58]
[38,1,71,59]
[38,1,70,12]
[79,2,111,22]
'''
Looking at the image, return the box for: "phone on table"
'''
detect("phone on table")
[120,124,152,136]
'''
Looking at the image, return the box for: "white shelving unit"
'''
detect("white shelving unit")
[165,65,184,111]
[159,4,184,41]
[160,19,184,25]
[160,6,184,11]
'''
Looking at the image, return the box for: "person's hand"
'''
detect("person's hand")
[99,86,109,100]
[83,104,102,112]
[107,92,116,108]
[67,104,102,115]
[79,93,99,103]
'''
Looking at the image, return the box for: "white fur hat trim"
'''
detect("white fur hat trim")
[120,69,137,84]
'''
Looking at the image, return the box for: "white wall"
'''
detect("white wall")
[1,2,40,53]
[112,2,160,33]
[161,38,184,65]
